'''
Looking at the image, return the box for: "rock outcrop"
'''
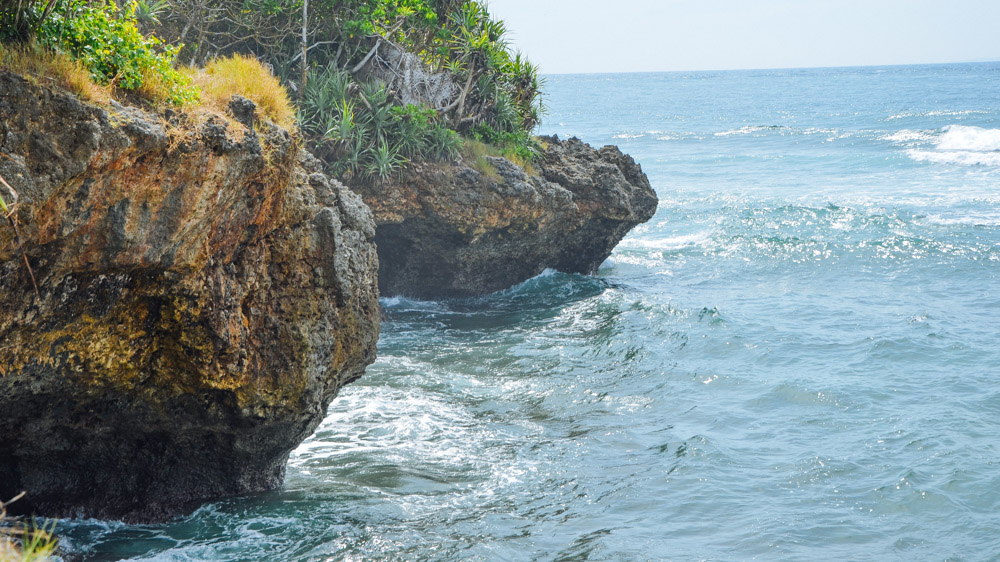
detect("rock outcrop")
[0,72,380,522]
[356,136,658,298]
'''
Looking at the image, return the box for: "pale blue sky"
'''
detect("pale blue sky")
[486,0,1000,74]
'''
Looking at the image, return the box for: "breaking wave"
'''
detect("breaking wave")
[905,125,1000,166]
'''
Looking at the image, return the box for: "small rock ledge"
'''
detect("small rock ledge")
[355,135,659,299]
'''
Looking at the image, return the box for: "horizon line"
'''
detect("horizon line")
[541,58,1000,77]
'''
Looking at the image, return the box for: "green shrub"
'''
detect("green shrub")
[35,0,196,105]
[301,67,464,184]
[426,124,462,161]
[365,138,406,183]
[471,123,541,164]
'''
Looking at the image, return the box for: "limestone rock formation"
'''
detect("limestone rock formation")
[0,73,380,522]
[356,135,658,298]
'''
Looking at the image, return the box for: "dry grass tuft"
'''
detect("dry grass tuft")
[184,54,296,131]
[135,66,193,107]
[0,42,109,104]
[461,138,502,181]
[461,138,537,179]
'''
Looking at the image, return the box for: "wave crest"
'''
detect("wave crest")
[936,125,1000,152]
[904,125,1000,166]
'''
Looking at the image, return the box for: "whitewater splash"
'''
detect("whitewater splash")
[936,125,1000,151]
[907,125,1000,166]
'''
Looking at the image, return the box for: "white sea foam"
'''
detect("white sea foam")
[292,382,479,463]
[714,125,784,137]
[380,295,450,311]
[626,232,714,251]
[381,296,407,307]
[803,127,841,136]
[936,125,1000,152]
[904,125,1000,166]
[654,131,706,141]
[907,149,1000,167]
[924,212,1000,227]
[887,109,990,121]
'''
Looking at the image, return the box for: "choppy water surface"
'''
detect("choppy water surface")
[63,64,1000,560]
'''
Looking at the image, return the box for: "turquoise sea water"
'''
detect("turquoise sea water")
[62,64,1000,560]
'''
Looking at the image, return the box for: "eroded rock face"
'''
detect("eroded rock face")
[357,135,658,298]
[0,74,379,522]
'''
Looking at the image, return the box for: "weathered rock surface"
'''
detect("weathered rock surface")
[0,73,379,521]
[356,135,658,298]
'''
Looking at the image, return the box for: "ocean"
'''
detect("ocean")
[61,63,1000,560]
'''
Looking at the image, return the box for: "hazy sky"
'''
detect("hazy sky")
[486,0,1000,74]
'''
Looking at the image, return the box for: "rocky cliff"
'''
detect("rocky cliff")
[355,136,658,298]
[0,72,379,522]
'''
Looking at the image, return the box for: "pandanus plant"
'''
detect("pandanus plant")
[506,52,544,131]
[435,1,542,136]
[365,138,406,185]
[439,1,511,128]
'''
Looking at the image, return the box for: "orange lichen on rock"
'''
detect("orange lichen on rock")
[0,70,379,522]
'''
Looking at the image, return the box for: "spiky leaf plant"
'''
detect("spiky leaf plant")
[365,139,406,184]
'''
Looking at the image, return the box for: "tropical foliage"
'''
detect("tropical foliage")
[300,67,461,182]
[1,0,196,105]
[152,0,543,162]
[1,0,545,182]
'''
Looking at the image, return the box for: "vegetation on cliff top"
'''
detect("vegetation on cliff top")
[1,0,197,104]
[185,54,296,129]
[154,0,545,180]
[300,67,463,183]
[0,0,544,183]
[0,41,109,102]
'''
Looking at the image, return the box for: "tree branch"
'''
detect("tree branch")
[350,37,382,74]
